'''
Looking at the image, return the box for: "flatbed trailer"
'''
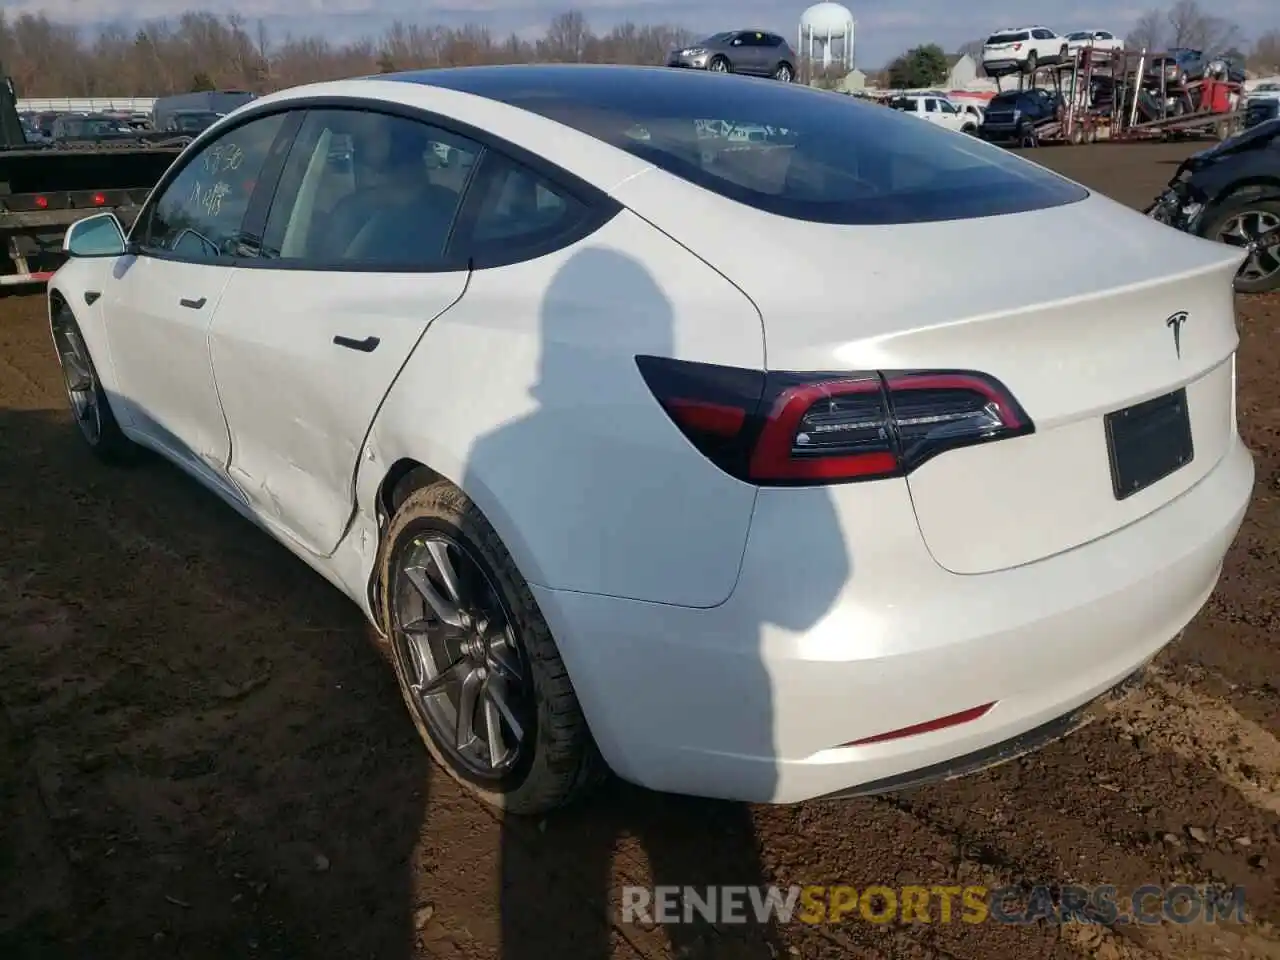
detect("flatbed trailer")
[988,46,1245,147]
[1,70,186,288]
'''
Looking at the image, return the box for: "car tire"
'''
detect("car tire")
[1059,44,1070,63]
[962,123,978,135]
[1025,51,1039,74]
[50,301,138,464]
[708,56,731,74]
[773,62,794,82]
[1198,197,1280,294]
[378,478,606,815]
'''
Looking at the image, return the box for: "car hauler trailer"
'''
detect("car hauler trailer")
[0,66,187,288]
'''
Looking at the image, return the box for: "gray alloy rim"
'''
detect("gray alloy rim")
[1217,210,1280,285]
[777,65,792,81]
[392,532,533,779]
[57,326,101,445]
[710,58,729,72]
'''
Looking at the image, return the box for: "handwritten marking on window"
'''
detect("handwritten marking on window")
[188,179,231,218]
[202,143,245,175]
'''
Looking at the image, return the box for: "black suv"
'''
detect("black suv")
[979,89,1061,144]
[667,30,798,82]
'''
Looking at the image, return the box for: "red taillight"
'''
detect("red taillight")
[34,195,48,208]
[92,193,106,205]
[635,356,1033,486]
[1013,42,1022,50]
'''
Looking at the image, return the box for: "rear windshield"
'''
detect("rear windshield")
[988,32,1030,44]
[430,67,1086,225]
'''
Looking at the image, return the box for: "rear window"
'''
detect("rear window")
[426,67,1086,225]
[987,32,1030,44]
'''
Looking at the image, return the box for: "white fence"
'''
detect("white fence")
[16,97,157,114]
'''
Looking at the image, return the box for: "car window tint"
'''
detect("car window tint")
[260,108,477,267]
[461,149,587,262]
[142,112,288,260]
[444,68,1086,224]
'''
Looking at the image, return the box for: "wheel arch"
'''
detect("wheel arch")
[1210,177,1280,208]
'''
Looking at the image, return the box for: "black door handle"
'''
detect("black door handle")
[333,335,380,353]
[179,297,206,309]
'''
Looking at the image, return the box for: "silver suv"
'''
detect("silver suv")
[667,30,798,82]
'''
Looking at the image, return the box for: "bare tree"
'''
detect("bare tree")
[1165,0,1238,53]
[1252,29,1280,74]
[0,8,697,97]
[1126,8,1165,52]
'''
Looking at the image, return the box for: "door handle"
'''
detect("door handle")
[333,335,380,353]
[179,297,207,309]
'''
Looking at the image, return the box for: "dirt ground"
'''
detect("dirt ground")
[1,140,1278,960]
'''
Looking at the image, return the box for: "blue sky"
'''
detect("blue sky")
[16,0,1280,68]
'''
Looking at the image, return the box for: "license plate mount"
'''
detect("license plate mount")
[1104,388,1194,501]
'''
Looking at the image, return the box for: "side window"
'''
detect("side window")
[1097,32,1113,40]
[141,112,289,261]
[924,99,938,113]
[1032,28,1054,40]
[939,101,958,113]
[260,108,478,267]
[459,150,589,267]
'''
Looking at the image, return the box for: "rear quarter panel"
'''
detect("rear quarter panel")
[361,208,766,608]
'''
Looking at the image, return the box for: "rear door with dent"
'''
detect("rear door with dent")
[209,105,476,557]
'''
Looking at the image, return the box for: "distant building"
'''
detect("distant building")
[834,69,868,92]
[945,53,978,89]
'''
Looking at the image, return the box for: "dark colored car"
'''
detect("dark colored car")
[163,109,221,134]
[1145,119,1280,292]
[978,88,1061,144]
[50,113,135,141]
[666,30,797,82]
[1146,48,1246,87]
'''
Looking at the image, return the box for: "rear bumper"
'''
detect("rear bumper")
[534,434,1253,803]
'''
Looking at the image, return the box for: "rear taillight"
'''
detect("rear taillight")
[1013,43,1022,50]
[34,195,49,209]
[636,356,1033,486]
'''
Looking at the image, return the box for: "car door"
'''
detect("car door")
[1031,27,1058,61]
[208,106,475,557]
[102,110,296,473]
[937,100,964,131]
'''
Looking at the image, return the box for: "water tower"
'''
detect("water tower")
[799,1,856,75]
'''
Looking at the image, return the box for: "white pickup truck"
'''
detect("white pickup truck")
[887,94,982,134]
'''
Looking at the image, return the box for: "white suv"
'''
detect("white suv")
[982,26,1070,76]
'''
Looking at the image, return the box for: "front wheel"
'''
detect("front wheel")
[379,480,605,814]
[1200,198,1280,294]
[1025,51,1039,74]
[51,303,138,464]
[708,56,731,73]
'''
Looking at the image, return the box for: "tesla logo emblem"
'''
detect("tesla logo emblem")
[1166,311,1188,358]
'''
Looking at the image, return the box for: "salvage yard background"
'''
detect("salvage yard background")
[1,140,1279,960]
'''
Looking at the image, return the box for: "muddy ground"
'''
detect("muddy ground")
[1,140,1278,960]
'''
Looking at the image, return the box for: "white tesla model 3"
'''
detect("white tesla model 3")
[47,64,1254,814]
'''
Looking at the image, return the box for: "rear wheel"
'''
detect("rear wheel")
[773,62,794,82]
[1200,198,1280,294]
[379,480,605,814]
[51,302,137,464]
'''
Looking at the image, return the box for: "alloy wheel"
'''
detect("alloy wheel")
[392,531,535,782]
[710,59,729,73]
[776,65,792,82]
[1217,210,1280,286]
[57,326,101,445]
